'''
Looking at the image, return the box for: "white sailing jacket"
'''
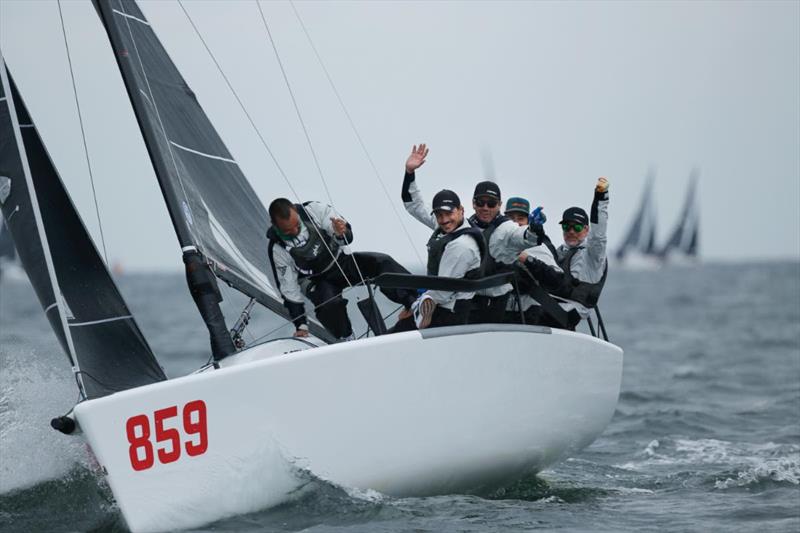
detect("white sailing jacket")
[403,176,537,298]
[402,179,481,310]
[270,201,351,304]
[556,193,609,316]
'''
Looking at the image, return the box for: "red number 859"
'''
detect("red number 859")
[126,400,207,471]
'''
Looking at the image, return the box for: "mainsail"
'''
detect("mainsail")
[660,172,699,259]
[615,173,658,261]
[92,0,333,343]
[0,62,166,399]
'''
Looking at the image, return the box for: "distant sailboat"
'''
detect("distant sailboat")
[659,171,699,263]
[615,172,659,267]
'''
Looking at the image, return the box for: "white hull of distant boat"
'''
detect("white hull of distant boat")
[74,325,623,533]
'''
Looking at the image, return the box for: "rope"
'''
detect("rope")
[57,0,109,264]
[254,1,369,289]
[177,0,354,289]
[289,0,426,272]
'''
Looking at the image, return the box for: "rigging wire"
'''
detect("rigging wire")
[56,0,109,265]
[177,0,357,291]
[289,0,426,271]
[254,0,369,289]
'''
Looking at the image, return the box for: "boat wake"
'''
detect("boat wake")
[618,437,800,490]
[0,345,86,495]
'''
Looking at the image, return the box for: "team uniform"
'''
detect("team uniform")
[397,177,485,329]
[267,201,415,339]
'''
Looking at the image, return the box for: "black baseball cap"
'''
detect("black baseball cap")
[559,206,589,225]
[473,181,501,200]
[431,189,461,213]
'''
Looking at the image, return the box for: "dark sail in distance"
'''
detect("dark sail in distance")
[0,63,166,399]
[659,172,699,259]
[615,173,658,261]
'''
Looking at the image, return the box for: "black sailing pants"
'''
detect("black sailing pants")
[468,293,511,324]
[308,252,417,339]
[388,298,472,333]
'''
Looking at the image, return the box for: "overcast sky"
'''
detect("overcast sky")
[1,0,798,271]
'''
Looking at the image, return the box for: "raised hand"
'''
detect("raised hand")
[529,206,546,226]
[330,217,347,237]
[596,177,609,193]
[405,143,429,174]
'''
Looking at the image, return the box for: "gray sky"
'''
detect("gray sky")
[1,0,798,271]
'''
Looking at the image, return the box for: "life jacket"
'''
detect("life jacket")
[557,246,608,308]
[267,203,340,277]
[426,226,486,279]
[468,214,511,275]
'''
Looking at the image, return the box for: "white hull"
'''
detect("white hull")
[74,325,623,532]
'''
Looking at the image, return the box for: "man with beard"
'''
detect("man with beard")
[390,188,485,330]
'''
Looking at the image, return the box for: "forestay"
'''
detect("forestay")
[92,0,330,339]
[0,63,166,399]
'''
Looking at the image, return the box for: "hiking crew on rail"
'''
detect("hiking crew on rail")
[401,144,547,325]
[267,199,416,340]
[517,177,610,329]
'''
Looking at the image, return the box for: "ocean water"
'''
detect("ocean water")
[0,261,798,532]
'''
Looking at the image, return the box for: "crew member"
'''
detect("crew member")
[267,198,416,341]
[501,197,566,326]
[391,189,484,330]
[401,144,543,324]
[517,177,610,328]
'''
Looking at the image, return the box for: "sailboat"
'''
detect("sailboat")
[659,172,700,264]
[614,172,660,268]
[0,1,623,532]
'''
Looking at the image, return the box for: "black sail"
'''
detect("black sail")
[93,0,333,342]
[0,64,166,399]
[616,174,657,261]
[660,172,699,259]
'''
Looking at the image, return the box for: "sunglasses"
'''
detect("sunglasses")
[561,222,586,233]
[474,199,499,208]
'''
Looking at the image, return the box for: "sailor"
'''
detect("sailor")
[401,144,544,324]
[516,177,610,329]
[501,196,566,326]
[267,198,416,341]
[390,188,484,330]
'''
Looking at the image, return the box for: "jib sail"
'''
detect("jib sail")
[93,0,332,342]
[0,61,166,399]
